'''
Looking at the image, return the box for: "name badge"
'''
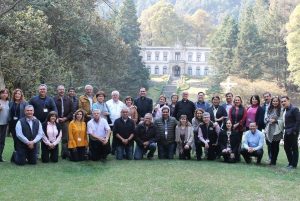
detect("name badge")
[209,127,213,130]
[13,117,18,120]
[165,131,168,135]
[43,108,48,113]
[78,138,82,142]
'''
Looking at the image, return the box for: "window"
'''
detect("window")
[204,67,209,75]
[155,52,160,61]
[196,67,200,76]
[147,66,151,74]
[188,67,192,76]
[188,53,193,62]
[163,52,168,61]
[163,66,168,74]
[205,52,209,62]
[147,52,151,61]
[155,66,159,74]
[175,52,181,61]
[196,53,201,62]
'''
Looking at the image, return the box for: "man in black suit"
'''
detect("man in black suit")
[173,91,195,123]
[281,96,300,169]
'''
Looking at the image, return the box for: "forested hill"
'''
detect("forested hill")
[99,0,243,23]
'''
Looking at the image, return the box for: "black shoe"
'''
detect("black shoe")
[10,152,15,163]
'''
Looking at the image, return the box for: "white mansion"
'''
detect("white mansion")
[140,45,211,77]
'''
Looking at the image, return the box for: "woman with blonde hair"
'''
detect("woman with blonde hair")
[9,88,28,151]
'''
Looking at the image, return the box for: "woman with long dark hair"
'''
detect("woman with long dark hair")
[218,119,240,163]
[264,96,283,165]
[41,111,62,163]
[175,115,193,160]
[246,95,264,131]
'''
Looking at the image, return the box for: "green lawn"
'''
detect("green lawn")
[0,137,299,201]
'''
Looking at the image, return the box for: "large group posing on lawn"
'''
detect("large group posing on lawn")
[0,84,299,169]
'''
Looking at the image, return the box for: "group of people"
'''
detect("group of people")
[0,85,299,169]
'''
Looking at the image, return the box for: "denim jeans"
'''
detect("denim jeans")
[157,143,175,159]
[116,144,133,160]
[134,143,157,160]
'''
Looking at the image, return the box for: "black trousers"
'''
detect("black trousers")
[13,145,37,165]
[0,124,8,160]
[194,131,203,160]
[201,142,218,160]
[269,140,280,165]
[69,147,86,162]
[222,152,237,163]
[266,139,272,160]
[179,145,191,160]
[89,139,111,161]
[284,133,299,168]
[240,148,264,164]
[41,142,59,163]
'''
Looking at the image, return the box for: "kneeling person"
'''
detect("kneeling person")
[134,113,157,160]
[241,122,264,164]
[87,109,111,161]
[113,107,135,160]
[12,105,44,165]
[198,112,220,160]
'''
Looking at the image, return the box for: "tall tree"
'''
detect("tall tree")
[234,2,263,80]
[115,0,149,94]
[286,4,300,86]
[210,15,238,76]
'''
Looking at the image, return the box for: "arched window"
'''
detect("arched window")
[188,66,192,76]
[155,66,159,74]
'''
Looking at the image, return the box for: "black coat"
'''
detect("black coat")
[284,104,300,135]
[134,97,153,119]
[134,123,156,147]
[173,99,196,123]
[206,105,227,127]
[218,130,240,154]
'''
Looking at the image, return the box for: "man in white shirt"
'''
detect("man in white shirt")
[87,109,111,161]
[106,90,125,155]
[11,105,44,165]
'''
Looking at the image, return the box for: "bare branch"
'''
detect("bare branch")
[0,0,23,18]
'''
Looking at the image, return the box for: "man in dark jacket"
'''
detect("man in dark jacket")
[113,107,135,160]
[281,96,300,169]
[154,106,177,159]
[54,85,73,159]
[134,113,156,160]
[134,87,153,122]
[174,91,196,123]
[29,84,58,123]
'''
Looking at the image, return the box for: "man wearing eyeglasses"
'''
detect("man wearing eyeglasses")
[281,96,300,169]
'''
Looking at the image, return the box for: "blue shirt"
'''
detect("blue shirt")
[195,101,210,111]
[242,129,264,151]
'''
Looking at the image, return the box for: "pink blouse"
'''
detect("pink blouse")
[246,106,258,127]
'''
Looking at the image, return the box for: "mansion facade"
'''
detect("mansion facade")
[140,45,211,77]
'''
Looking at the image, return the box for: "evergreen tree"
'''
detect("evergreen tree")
[115,0,149,95]
[234,3,263,81]
[286,5,300,86]
[210,15,238,76]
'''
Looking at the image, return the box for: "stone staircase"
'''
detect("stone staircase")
[161,76,179,99]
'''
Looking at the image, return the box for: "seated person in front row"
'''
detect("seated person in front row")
[198,112,220,160]
[218,119,240,163]
[175,115,194,160]
[87,109,111,161]
[113,107,135,160]
[11,105,44,165]
[134,113,157,160]
[241,122,264,164]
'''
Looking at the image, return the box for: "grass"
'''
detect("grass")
[0,137,299,201]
